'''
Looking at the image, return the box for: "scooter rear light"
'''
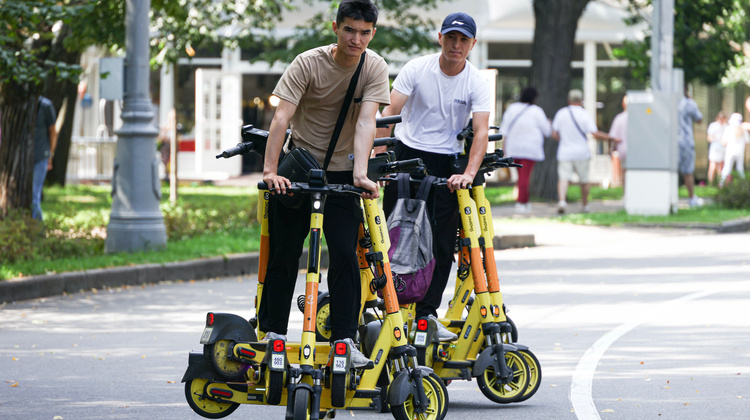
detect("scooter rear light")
[417,319,428,331]
[273,339,284,352]
[206,313,215,326]
[335,342,348,355]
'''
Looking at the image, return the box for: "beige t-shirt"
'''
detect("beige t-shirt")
[273,45,391,171]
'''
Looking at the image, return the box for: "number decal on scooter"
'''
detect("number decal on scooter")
[271,354,284,369]
[200,327,213,344]
[333,356,347,373]
[415,332,427,346]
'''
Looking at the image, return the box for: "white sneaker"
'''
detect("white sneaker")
[514,202,530,214]
[689,195,704,207]
[581,205,591,213]
[342,338,373,368]
[264,332,286,341]
[428,315,458,342]
[557,201,567,214]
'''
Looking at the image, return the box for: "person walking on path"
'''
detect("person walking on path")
[375,11,491,340]
[718,112,749,188]
[706,111,728,185]
[259,0,389,367]
[608,95,628,190]
[499,86,551,214]
[551,89,610,214]
[32,96,57,222]
[677,91,704,206]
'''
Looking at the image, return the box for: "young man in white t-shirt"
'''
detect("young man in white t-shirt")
[376,12,491,340]
[551,89,610,213]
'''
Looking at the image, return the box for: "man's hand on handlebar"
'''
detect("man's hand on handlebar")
[447,173,473,192]
[263,172,292,196]
[354,175,380,200]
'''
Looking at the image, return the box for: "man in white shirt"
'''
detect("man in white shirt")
[376,12,491,340]
[551,89,610,213]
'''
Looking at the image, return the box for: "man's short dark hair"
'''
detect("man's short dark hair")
[520,87,538,104]
[337,0,378,26]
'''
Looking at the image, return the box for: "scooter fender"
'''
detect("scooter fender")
[181,351,220,382]
[387,367,434,407]
[201,312,255,345]
[471,343,519,377]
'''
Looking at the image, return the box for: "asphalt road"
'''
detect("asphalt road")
[1,221,749,419]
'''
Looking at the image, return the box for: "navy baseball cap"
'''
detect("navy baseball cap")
[441,12,476,38]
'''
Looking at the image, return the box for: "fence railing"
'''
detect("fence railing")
[66,136,117,183]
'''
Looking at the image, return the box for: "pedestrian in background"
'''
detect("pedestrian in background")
[677,90,704,207]
[33,95,58,222]
[718,112,749,188]
[608,95,628,190]
[551,89,610,214]
[706,111,727,185]
[499,86,551,214]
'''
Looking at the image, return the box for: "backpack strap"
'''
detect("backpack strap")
[397,172,411,199]
[415,175,435,201]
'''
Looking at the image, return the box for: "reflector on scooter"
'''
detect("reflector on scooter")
[210,388,233,398]
[335,342,347,355]
[206,313,215,326]
[273,340,284,352]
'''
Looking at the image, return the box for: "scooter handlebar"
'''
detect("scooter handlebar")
[375,115,402,128]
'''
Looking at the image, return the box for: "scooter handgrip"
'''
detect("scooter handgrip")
[392,158,424,172]
[217,142,254,159]
[489,133,504,142]
[375,115,402,128]
[373,137,398,148]
[457,127,472,141]
[257,181,269,190]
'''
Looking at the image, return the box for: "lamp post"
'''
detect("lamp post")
[105,0,167,253]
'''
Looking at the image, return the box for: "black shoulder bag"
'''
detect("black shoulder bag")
[276,52,366,208]
[567,106,589,142]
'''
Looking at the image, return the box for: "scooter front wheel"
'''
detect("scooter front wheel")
[205,340,248,382]
[476,350,530,404]
[315,295,332,342]
[293,388,312,420]
[184,378,240,419]
[390,372,446,420]
[516,349,542,402]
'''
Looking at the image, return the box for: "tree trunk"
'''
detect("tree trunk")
[42,24,82,186]
[529,0,591,201]
[0,82,39,219]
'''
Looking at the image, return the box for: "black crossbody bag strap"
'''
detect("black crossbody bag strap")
[323,51,366,170]
[567,106,588,142]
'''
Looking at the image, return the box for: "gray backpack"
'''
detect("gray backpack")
[386,173,436,304]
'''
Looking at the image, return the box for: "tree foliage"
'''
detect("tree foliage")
[255,0,445,65]
[614,0,750,86]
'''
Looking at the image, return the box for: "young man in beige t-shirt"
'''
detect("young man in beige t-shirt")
[258,0,390,367]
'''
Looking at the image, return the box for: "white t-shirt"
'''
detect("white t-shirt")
[552,105,598,161]
[392,53,492,154]
[608,111,628,159]
[499,102,551,161]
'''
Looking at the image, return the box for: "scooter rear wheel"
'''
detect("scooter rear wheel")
[265,369,285,405]
[391,371,446,420]
[516,349,542,402]
[330,372,348,408]
[476,350,530,404]
[205,340,248,382]
[184,378,240,419]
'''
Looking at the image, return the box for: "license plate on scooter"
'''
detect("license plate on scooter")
[414,332,427,346]
[332,356,347,373]
[271,354,285,369]
[200,327,213,344]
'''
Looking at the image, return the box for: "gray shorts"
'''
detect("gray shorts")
[678,144,695,175]
[558,159,590,183]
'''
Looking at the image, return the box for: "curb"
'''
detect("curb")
[1,234,534,305]
[718,217,750,233]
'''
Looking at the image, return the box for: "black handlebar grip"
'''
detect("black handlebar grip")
[488,133,504,142]
[456,127,472,141]
[393,158,424,172]
[375,115,402,128]
[216,142,254,159]
[257,181,269,190]
[373,137,398,148]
